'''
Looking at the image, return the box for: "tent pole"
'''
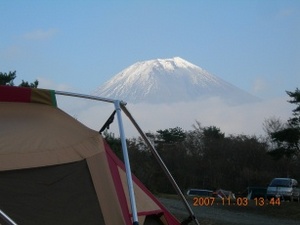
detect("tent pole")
[0,209,18,225]
[120,104,200,225]
[55,90,117,104]
[114,100,139,225]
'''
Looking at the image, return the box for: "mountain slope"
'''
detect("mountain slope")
[93,57,259,104]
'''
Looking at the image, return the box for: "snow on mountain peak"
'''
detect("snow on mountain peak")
[142,57,199,72]
[92,57,259,104]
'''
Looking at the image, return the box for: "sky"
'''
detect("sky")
[1,0,299,136]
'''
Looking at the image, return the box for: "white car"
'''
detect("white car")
[266,178,300,201]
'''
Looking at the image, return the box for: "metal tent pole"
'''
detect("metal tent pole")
[120,104,200,225]
[55,90,116,103]
[0,209,18,225]
[114,100,139,225]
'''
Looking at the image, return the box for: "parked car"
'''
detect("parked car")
[186,189,213,197]
[266,178,300,201]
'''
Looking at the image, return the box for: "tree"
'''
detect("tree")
[19,80,39,88]
[156,127,186,144]
[287,88,300,127]
[0,71,16,86]
[202,126,225,141]
[263,116,285,137]
[0,71,39,87]
[263,116,286,150]
[269,88,300,159]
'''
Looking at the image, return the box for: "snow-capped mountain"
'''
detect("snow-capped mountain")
[93,57,259,104]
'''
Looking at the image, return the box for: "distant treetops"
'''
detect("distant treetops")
[0,71,38,88]
[268,88,300,159]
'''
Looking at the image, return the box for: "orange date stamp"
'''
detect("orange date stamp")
[193,197,280,207]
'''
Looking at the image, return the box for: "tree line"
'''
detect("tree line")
[105,88,300,194]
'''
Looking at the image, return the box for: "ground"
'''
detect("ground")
[158,196,300,225]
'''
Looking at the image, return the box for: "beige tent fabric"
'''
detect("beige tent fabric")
[87,153,126,225]
[118,167,164,225]
[0,102,103,171]
[118,167,162,213]
[87,152,168,225]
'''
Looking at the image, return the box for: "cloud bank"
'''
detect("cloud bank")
[57,95,293,138]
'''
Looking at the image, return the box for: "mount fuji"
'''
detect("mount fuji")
[93,57,260,105]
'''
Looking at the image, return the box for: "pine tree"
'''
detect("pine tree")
[0,71,16,85]
[269,88,300,159]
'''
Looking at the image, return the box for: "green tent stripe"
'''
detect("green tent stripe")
[50,90,57,107]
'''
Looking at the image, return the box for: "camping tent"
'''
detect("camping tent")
[0,85,181,225]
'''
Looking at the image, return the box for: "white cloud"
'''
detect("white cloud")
[22,28,58,41]
[57,96,294,138]
[127,97,292,137]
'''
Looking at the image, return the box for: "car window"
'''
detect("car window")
[270,179,290,187]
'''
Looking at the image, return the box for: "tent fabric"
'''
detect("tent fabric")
[0,85,57,106]
[0,102,102,171]
[87,153,127,225]
[0,160,105,225]
[0,86,180,225]
[103,141,180,225]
